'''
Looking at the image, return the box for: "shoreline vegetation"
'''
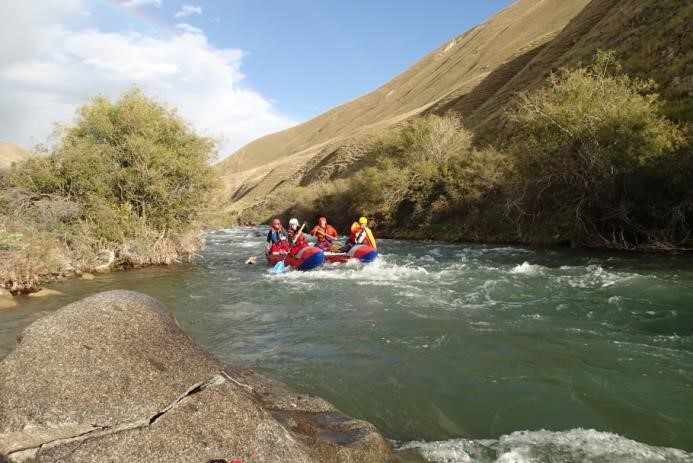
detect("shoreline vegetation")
[0,88,219,294]
[1,52,690,296]
[247,52,692,253]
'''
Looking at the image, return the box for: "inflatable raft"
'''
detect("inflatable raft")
[324,244,378,264]
[266,246,325,271]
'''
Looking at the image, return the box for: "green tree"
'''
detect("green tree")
[506,51,684,248]
[348,114,474,227]
[3,87,220,272]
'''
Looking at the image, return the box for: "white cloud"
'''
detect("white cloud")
[121,0,162,9]
[0,0,81,67]
[0,2,294,158]
[174,4,202,19]
[174,22,204,36]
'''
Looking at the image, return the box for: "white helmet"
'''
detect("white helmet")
[289,218,299,227]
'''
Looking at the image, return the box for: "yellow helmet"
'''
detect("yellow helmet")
[358,216,368,224]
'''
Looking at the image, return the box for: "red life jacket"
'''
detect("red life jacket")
[288,226,308,254]
[270,240,290,253]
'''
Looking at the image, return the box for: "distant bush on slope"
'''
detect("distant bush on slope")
[283,113,508,238]
[0,88,219,291]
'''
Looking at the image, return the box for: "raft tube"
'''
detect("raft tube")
[266,246,324,271]
[349,244,378,262]
[324,244,378,264]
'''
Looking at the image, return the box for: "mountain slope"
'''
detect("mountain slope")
[217,0,591,213]
[441,0,692,137]
[0,142,32,170]
[218,0,691,219]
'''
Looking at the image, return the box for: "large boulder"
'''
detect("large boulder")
[0,290,390,462]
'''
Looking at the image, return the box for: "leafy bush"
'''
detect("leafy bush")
[505,51,684,248]
[1,87,219,289]
[288,114,510,238]
[345,114,476,228]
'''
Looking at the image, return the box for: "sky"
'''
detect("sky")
[0,0,514,159]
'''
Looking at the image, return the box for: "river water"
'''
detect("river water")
[1,227,692,462]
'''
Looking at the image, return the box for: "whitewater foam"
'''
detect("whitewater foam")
[397,428,693,462]
[510,262,546,276]
[268,257,431,284]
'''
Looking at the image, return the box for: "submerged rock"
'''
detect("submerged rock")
[0,290,390,462]
[0,290,17,310]
[26,288,64,298]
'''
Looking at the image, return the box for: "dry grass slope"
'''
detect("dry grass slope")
[0,142,32,170]
[217,0,591,213]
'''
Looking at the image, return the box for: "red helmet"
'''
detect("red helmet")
[319,216,327,222]
[272,218,281,226]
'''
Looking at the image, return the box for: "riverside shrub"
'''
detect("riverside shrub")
[297,114,508,236]
[1,88,219,288]
[505,51,684,248]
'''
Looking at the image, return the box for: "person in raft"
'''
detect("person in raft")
[340,216,377,252]
[354,216,377,248]
[266,217,290,254]
[310,216,338,250]
[287,217,309,255]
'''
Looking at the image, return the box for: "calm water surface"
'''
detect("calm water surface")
[2,227,692,462]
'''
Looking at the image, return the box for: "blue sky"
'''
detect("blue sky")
[0,0,514,157]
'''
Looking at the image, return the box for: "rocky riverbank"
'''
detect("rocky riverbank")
[0,290,391,462]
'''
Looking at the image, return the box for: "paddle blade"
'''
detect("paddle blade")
[272,260,286,274]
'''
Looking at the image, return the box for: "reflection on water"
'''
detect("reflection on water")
[2,227,693,461]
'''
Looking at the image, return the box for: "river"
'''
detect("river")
[2,227,692,462]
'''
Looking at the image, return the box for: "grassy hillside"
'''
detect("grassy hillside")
[0,142,32,170]
[218,0,691,251]
[217,0,592,213]
[444,0,692,138]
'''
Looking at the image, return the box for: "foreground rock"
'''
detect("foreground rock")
[0,290,390,462]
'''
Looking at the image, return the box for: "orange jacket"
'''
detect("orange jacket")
[310,224,337,243]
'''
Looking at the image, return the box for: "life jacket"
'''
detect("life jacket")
[355,226,377,249]
[311,224,337,243]
[267,228,289,254]
[288,226,308,249]
[267,228,287,243]
[348,222,359,243]
[289,228,308,256]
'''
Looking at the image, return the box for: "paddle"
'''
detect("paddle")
[272,223,305,274]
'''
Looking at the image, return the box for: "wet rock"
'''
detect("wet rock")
[26,288,64,298]
[0,290,390,462]
[80,273,95,280]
